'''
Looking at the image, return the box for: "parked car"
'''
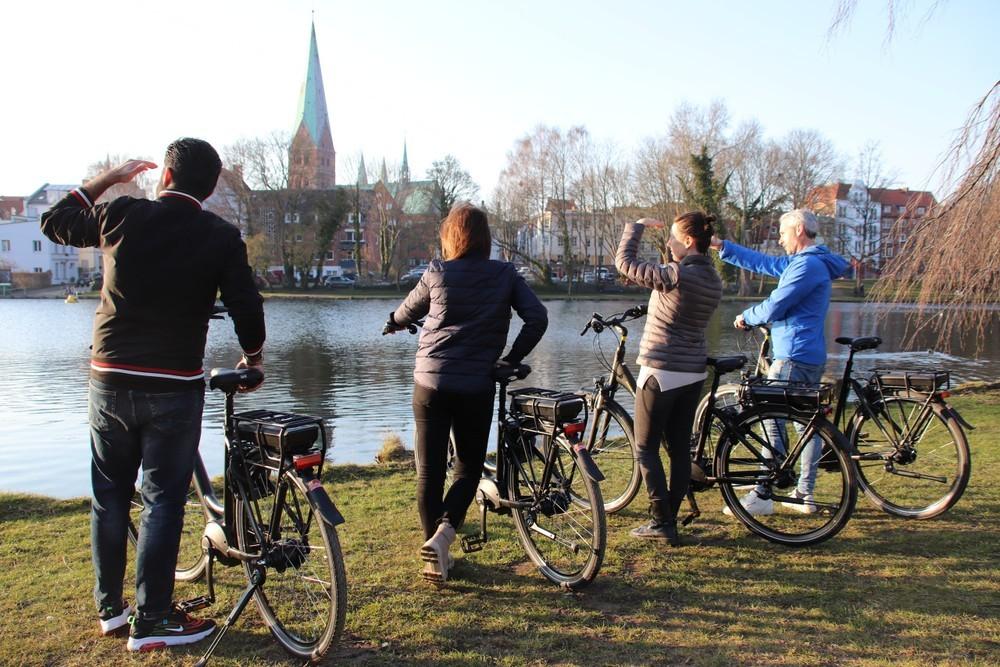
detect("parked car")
[400,264,429,285]
[323,275,356,289]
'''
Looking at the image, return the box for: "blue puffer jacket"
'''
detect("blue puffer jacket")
[392,258,548,393]
[720,242,849,366]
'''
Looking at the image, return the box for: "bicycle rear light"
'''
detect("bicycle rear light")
[293,452,324,471]
[563,421,586,440]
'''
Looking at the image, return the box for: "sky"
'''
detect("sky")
[2,0,998,200]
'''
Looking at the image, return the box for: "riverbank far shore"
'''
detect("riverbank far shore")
[1,392,997,666]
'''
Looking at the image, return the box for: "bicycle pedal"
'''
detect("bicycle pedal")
[461,535,485,553]
[176,596,212,613]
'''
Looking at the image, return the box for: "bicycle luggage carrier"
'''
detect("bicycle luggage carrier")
[740,378,833,411]
[508,388,585,426]
[872,368,950,394]
[234,409,325,458]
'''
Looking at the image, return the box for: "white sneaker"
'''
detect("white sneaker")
[420,520,456,584]
[723,489,774,516]
[781,489,818,514]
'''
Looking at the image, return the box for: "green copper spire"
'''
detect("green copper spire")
[294,21,331,145]
[357,154,368,186]
[401,140,410,183]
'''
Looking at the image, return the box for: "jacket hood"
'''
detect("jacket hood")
[799,245,849,279]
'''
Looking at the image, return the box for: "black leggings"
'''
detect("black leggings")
[633,377,703,522]
[412,383,495,540]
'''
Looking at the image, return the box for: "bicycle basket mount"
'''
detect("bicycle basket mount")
[872,368,949,394]
[508,388,584,424]
[740,378,833,411]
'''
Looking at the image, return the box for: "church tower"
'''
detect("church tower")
[289,21,336,190]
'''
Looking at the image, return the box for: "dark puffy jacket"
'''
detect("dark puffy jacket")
[615,222,723,373]
[392,258,548,393]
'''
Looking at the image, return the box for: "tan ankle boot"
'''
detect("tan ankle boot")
[420,520,456,584]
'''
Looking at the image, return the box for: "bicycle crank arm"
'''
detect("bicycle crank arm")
[203,521,261,562]
[529,524,581,553]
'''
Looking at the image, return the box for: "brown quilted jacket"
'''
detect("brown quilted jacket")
[615,222,722,373]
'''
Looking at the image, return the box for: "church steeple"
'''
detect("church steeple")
[380,158,388,184]
[357,153,368,186]
[289,19,336,190]
[400,140,410,184]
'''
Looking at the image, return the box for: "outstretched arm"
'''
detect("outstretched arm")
[712,236,790,278]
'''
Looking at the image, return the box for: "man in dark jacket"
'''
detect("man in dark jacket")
[40,138,265,651]
[711,209,849,516]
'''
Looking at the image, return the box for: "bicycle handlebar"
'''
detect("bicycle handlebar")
[381,317,424,336]
[493,362,531,383]
[579,304,647,336]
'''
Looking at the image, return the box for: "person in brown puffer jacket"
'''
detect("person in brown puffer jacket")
[615,211,722,545]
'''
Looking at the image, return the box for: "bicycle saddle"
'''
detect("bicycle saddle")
[209,367,264,393]
[707,356,747,374]
[834,336,882,351]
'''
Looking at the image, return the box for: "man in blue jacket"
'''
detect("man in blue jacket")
[711,209,849,515]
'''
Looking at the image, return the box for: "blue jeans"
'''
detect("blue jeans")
[89,380,204,620]
[762,359,826,496]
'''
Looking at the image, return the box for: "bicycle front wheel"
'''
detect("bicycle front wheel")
[716,407,856,546]
[508,435,606,589]
[234,470,347,660]
[587,399,639,513]
[128,479,208,582]
[851,397,970,519]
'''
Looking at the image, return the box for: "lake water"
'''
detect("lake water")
[2,297,997,498]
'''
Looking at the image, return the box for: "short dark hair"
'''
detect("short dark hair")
[674,211,715,253]
[441,202,491,260]
[164,138,222,201]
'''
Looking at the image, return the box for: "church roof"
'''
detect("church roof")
[294,21,331,145]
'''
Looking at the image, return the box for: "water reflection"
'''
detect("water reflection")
[1,298,997,498]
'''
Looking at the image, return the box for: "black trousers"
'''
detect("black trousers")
[633,377,703,522]
[412,383,495,540]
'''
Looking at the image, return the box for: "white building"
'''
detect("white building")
[0,184,80,284]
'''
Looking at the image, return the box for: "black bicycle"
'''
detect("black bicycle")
[460,363,608,589]
[697,326,973,519]
[127,367,348,665]
[576,306,646,513]
[686,354,858,546]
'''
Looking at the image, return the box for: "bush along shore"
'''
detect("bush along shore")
[1,390,997,666]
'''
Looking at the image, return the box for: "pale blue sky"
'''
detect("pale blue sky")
[2,0,996,199]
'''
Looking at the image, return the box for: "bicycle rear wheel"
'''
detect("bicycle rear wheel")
[507,435,606,589]
[587,399,639,514]
[716,407,856,546]
[851,397,970,519]
[692,384,741,473]
[128,479,208,582]
[234,469,347,660]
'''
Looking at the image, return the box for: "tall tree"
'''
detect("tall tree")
[778,129,842,209]
[681,146,731,279]
[426,155,479,217]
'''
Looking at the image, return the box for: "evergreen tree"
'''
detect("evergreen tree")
[680,146,732,281]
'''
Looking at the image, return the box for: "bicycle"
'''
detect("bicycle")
[685,353,858,546]
[576,305,647,513]
[695,326,973,519]
[459,363,608,589]
[127,366,348,665]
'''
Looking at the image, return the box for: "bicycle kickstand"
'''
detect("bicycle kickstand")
[681,491,701,526]
[193,567,264,667]
[461,490,489,553]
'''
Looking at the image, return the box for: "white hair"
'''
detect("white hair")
[780,209,819,238]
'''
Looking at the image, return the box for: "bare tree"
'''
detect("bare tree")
[427,155,479,217]
[845,142,894,296]
[778,129,842,209]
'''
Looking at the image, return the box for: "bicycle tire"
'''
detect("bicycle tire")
[127,480,209,582]
[716,406,856,547]
[234,470,347,660]
[587,399,640,514]
[850,397,970,519]
[692,383,742,466]
[507,435,606,589]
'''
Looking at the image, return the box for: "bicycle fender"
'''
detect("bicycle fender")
[304,478,346,526]
[944,405,975,431]
[572,443,606,483]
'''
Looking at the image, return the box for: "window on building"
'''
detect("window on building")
[345,229,364,242]
[295,234,303,242]
[837,205,846,217]
[34,267,43,273]
[884,245,894,258]
[899,234,907,245]
[326,251,334,260]
[897,205,905,213]
[916,206,926,215]
[883,204,892,214]
[33,240,42,252]
[1,240,9,251]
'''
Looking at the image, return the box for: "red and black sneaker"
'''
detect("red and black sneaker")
[98,600,134,636]
[126,605,216,652]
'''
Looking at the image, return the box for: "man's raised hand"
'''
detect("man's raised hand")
[108,160,158,184]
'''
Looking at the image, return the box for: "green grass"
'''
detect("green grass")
[2,392,998,666]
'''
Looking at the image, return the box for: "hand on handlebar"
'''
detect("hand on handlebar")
[382,319,407,335]
[493,359,531,381]
[235,356,265,393]
[734,314,751,331]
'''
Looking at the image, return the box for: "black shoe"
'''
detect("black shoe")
[630,520,681,546]
[126,605,216,652]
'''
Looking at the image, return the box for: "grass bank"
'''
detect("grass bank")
[2,391,998,666]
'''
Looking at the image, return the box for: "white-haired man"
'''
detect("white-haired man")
[710,209,849,515]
